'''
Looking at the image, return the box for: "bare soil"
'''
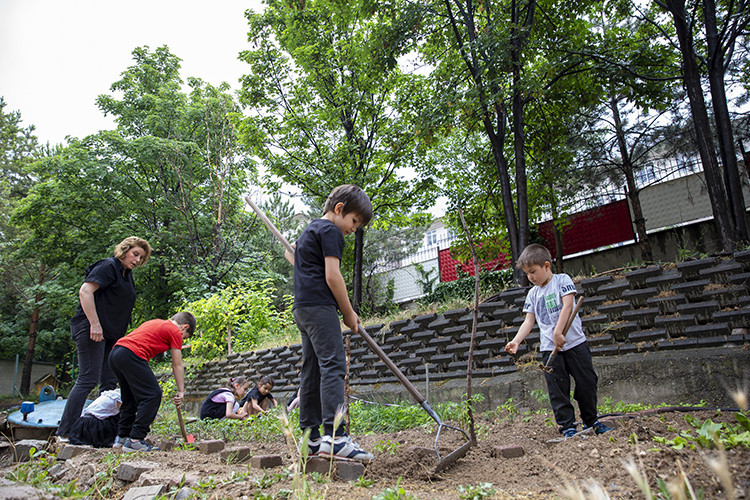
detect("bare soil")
[7,408,748,499]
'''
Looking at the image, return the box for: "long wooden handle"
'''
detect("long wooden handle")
[244,196,295,255]
[176,406,188,441]
[547,296,585,359]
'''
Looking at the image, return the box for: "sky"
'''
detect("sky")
[0,0,445,216]
[0,0,263,146]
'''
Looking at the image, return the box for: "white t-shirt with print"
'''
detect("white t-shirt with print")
[522,273,586,352]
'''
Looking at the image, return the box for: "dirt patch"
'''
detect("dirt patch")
[4,408,749,499]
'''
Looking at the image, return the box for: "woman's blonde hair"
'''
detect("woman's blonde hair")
[113,236,152,267]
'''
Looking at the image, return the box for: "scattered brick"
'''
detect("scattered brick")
[198,439,225,454]
[250,454,283,469]
[12,439,47,462]
[303,457,333,475]
[492,445,525,459]
[221,447,252,464]
[156,439,176,452]
[57,444,92,460]
[121,484,166,500]
[116,461,159,482]
[336,461,365,481]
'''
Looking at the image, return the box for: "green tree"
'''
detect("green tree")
[238,0,435,309]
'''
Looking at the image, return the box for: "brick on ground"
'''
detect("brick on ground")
[250,454,283,469]
[116,461,159,482]
[221,446,251,464]
[492,445,525,458]
[336,461,365,481]
[156,439,176,452]
[303,457,333,475]
[57,444,92,460]
[0,477,55,500]
[121,484,166,500]
[12,439,47,462]
[136,471,199,488]
[198,439,225,454]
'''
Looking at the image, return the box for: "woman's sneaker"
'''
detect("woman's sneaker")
[123,438,160,452]
[318,435,374,463]
[112,436,126,449]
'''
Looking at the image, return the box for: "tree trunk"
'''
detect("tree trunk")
[352,227,365,312]
[21,264,46,396]
[511,0,533,264]
[610,96,653,261]
[664,0,735,250]
[703,0,748,243]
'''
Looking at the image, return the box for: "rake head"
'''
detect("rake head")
[432,422,472,474]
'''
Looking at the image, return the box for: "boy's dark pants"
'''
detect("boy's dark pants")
[542,341,598,432]
[294,305,347,439]
[109,345,162,440]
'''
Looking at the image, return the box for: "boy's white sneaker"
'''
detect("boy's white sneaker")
[318,435,374,463]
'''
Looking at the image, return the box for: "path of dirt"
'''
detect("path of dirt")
[3,408,748,499]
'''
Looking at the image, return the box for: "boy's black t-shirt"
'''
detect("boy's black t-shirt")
[70,257,136,340]
[293,218,344,309]
[240,387,275,407]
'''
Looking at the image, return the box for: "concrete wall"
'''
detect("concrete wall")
[0,359,56,396]
[183,250,750,413]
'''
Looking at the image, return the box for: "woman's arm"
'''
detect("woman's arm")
[79,282,103,341]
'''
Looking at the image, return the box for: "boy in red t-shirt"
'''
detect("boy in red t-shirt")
[109,311,196,452]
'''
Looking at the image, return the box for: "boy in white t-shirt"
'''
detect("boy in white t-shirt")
[504,244,612,438]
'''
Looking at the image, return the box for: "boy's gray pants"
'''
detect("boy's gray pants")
[294,305,347,438]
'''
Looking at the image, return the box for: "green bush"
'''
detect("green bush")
[421,269,514,304]
[183,279,293,359]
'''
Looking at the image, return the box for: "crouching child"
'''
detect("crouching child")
[109,311,196,452]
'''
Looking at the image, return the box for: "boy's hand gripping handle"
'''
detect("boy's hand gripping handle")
[541,296,585,372]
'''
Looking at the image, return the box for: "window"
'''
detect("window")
[426,230,438,246]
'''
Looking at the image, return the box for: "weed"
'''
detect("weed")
[530,389,550,405]
[457,482,496,499]
[373,478,418,500]
[354,476,376,488]
[652,410,750,450]
[373,439,402,455]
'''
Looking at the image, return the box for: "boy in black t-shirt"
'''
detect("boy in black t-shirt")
[284,185,374,463]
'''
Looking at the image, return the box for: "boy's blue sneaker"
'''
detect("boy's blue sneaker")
[112,436,126,449]
[586,420,613,435]
[123,438,160,452]
[300,437,322,457]
[562,427,578,438]
[318,435,374,463]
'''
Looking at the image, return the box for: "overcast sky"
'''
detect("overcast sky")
[0,0,263,146]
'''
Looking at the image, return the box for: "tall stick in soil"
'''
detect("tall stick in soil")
[457,206,479,445]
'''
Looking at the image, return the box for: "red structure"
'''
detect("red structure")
[437,200,635,282]
[438,248,511,282]
[537,200,635,258]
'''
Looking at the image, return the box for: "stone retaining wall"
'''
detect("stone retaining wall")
[184,250,750,412]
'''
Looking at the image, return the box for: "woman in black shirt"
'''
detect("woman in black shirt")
[56,236,151,441]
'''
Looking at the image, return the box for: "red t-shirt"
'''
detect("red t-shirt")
[115,319,183,361]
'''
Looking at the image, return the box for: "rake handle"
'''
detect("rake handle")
[241,197,440,420]
[544,296,585,367]
[244,196,296,255]
[176,405,189,442]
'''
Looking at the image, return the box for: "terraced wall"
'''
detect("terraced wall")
[184,250,750,412]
